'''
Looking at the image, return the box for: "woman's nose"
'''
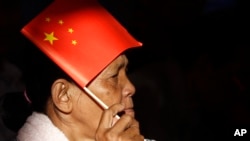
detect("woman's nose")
[123,78,136,97]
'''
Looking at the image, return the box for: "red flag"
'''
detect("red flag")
[21,0,142,87]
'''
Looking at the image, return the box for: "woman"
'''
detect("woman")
[17,48,143,141]
[2,0,155,140]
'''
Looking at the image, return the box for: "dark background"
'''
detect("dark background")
[1,0,250,141]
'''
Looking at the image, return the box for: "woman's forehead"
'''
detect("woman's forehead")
[104,55,128,71]
[111,55,128,66]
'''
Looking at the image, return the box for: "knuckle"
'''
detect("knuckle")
[121,114,133,122]
[103,108,113,115]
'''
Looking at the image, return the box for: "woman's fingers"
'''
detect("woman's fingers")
[96,103,144,141]
[111,114,138,133]
[113,116,144,140]
[97,103,124,129]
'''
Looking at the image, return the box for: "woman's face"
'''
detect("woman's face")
[89,54,136,116]
[71,54,136,134]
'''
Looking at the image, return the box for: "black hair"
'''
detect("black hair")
[23,37,73,113]
[18,0,74,113]
[0,35,73,133]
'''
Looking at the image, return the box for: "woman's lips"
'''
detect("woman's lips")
[124,108,135,117]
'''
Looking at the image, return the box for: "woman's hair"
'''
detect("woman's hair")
[0,0,75,133]
[1,36,73,132]
[23,37,73,113]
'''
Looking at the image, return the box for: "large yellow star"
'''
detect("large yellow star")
[44,32,58,45]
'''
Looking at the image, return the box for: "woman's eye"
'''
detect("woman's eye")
[111,73,118,78]
[111,73,119,78]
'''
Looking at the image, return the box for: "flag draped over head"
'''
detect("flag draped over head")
[21,0,142,87]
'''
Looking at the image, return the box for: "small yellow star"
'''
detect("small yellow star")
[58,20,64,25]
[68,28,74,33]
[45,17,50,22]
[72,40,77,45]
[44,32,58,45]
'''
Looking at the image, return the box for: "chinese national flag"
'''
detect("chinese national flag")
[21,0,142,87]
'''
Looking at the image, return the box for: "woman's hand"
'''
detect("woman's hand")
[95,103,144,141]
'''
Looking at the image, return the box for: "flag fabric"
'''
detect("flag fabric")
[21,0,142,87]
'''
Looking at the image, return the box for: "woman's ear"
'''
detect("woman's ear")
[51,79,73,113]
